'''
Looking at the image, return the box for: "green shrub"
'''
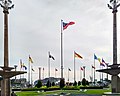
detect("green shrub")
[82,78,86,86]
[78,81,81,86]
[46,80,51,88]
[52,82,55,86]
[73,81,77,86]
[35,80,42,88]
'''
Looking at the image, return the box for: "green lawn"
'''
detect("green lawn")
[16,89,111,96]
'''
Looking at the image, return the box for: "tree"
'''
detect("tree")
[46,80,51,88]
[82,78,86,86]
[73,81,77,86]
[52,82,55,86]
[69,82,72,86]
[86,80,89,86]
[35,80,42,88]
[78,81,81,86]
[60,78,65,89]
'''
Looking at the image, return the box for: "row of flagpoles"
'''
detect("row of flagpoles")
[18,20,110,84]
[19,55,34,85]
[18,53,109,83]
[60,20,110,82]
[48,50,109,82]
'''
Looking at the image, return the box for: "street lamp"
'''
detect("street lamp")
[14,65,17,80]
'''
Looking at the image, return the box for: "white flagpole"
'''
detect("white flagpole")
[68,68,69,82]
[28,55,30,84]
[20,60,22,82]
[74,51,76,82]
[94,57,95,85]
[55,69,56,78]
[48,51,50,78]
[80,67,81,80]
[43,68,44,79]
[91,65,92,82]
[61,20,63,79]
[31,66,32,87]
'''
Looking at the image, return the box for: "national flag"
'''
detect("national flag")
[100,62,105,67]
[68,68,71,71]
[29,55,33,63]
[62,20,75,30]
[94,54,98,60]
[49,54,55,60]
[92,65,95,69]
[74,51,83,59]
[32,68,35,71]
[102,58,109,66]
[23,63,27,70]
[55,68,58,71]
[97,58,101,63]
[80,67,83,71]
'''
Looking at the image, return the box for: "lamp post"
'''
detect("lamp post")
[0,1,26,95]
[97,0,120,93]
[83,66,86,78]
[39,67,41,80]
[0,0,14,95]
[108,0,120,93]
[14,65,17,80]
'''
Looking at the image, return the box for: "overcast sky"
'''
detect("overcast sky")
[0,0,120,82]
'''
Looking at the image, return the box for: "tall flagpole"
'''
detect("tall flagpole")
[55,69,56,78]
[80,67,81,81]
[94,55,95,85]
[28,55,30,84]
[102,66,103,82]
[100,65,101,81]
[31,66,33,87]
[43,68,44,79]
[20,59,22,82]
[61,20,63,79]
[91,65,93,82]
[74,51,76,82]
[68,68,69,82]
[48,51,50,78]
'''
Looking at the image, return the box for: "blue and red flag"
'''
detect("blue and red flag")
[102,58,109,66]
[100,62,105,67]
[62,20,75,30]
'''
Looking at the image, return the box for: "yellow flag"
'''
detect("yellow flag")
[29,55,33,63]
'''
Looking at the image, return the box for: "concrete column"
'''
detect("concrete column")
[112,75,120,93]
[1,78,10,96]
[39,67,41,80]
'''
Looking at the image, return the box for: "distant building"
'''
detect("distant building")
[34,77,61,86]
[11,78,27,88]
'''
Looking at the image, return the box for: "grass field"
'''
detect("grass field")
[16,89,111,96]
